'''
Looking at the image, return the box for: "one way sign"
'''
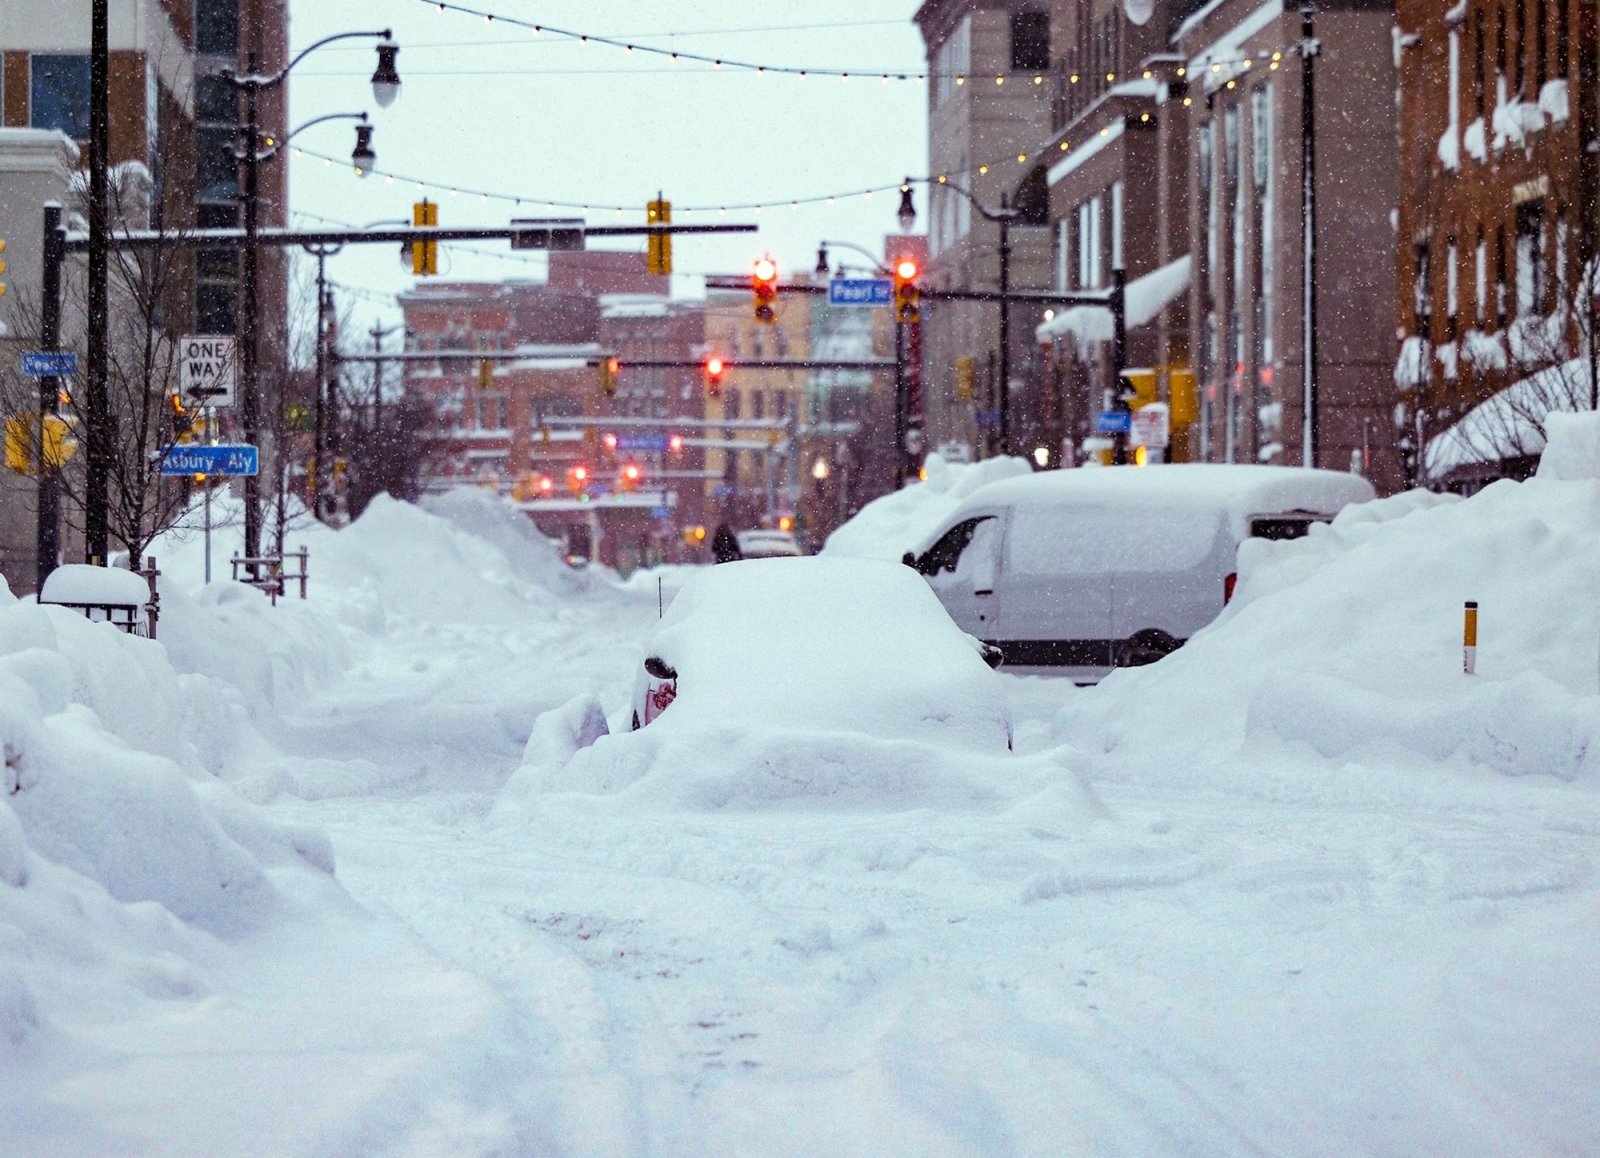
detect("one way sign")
[179,335,236,408]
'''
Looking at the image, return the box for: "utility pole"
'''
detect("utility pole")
[1300,0,1321,468]
[85,0,110,563]
[1110,268,1130,465]
[997,193,1013,458]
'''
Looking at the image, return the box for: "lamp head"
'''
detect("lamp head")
[371,41,401,108]
[896,179,917,233]
[351,124,376,176]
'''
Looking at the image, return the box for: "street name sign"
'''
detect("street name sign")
[178,335,237,408]
[615,432,670,452]
[21,351,77,377]
[159,443,258,476]
[827,278,893,308]
[1096,410,1133,434]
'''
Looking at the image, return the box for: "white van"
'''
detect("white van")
[903,464,1375,678]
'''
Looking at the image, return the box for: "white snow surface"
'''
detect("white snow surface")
[1,466,1597,1154]
[820,451,1032,560]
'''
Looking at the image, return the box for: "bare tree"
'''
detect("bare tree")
[0,165,202,566]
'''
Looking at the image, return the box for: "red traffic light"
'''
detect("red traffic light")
[668,434,683,453]
[753,257,777,283]
[620,462,642,490]
[895,258,918,281]
[752,257,778,323]
[603,432,618,450]
[704,355,726,396]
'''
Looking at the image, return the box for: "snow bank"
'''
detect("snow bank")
[1053,440,1600,788]
[0,593,336,1065]
[822,452,1032,560]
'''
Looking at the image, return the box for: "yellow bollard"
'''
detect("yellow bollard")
[1463,601,1478,675]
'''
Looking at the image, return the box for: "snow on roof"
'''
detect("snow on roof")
[1035,255,1191,344]
[1425,356,1596,475]
[38,564,150,607]
[948,463,1374,543]
[599,294,671,319]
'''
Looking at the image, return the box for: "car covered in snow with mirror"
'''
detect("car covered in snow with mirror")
[903,464,1375,680]
[628,555,1010,749]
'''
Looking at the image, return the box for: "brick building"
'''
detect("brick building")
[1395,0,1600,487]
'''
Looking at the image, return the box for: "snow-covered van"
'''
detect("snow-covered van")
[902,464,1375,678]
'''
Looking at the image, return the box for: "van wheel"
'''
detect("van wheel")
[631,710,641,731]
[1115,630,1179,668]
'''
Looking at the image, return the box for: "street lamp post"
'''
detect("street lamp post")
[220,29,399,565]
[898,177,1022,456]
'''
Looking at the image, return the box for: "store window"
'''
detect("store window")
[196,0,240,57]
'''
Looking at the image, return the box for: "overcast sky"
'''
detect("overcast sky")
[286,0,928,339]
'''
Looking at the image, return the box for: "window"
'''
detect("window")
[196,124,237,202]
[30,55,92,139]
[1515,200,1543,316]
[196,281,237,335]
[1414,242,1432,333]
[934,18,971,104]
[1513,0,1524,93]
[1446,237,1459,338]
[1110,181,1124,272]
[1252,86,1275,364]
[195,0,240,57]
[1010,11,1050,73]
[1076,198,1101,288]
[1535,0,1546,90]
[914,516,995,576]
[1473,9,1486,118]
[195,75,236,122]
[1495,224,1508,325]
[1475,228,1488,324]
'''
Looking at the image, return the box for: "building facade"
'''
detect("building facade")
[915,0,1057,459]
[1396,0,1600,487]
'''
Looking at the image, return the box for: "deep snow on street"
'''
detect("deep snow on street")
[4,453,1600,1153]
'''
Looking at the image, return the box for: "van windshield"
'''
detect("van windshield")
[1005,504,1225,575]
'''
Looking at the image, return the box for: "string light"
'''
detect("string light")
[416,0,934,81]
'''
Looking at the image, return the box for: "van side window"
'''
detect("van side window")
[1250,514,1320,541]
[918,516,994,575]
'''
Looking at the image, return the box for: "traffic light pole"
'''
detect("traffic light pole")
[35,203,63,588]
[1110,269,1130,465]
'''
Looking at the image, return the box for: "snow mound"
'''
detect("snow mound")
[823,452,1032,560]
[1054,476,1600,786]
[0,597,339,1067]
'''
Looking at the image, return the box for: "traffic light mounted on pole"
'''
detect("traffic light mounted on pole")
[411,199,438,275]
[647,196,672,276]
[703,354,726,396]
[600,356,619,396]
[752,256,778,324]
[0,237,7,296]
[893,257,920,324]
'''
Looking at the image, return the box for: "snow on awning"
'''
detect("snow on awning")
[1424,356,1597,476]
[1035,255,1190,345]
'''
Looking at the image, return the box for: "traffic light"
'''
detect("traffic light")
[1118,368,1158,409]
[668,434,683,453]
[954,355,977,401]
[893,257,920,324]
[412,199,438,276]
[647,197,672,276]
[168,391,194,437]
[703,354,726,396]
[752,256,778,324]
[600,356,619,396]
[619,462,642,492]
[477,358,493,389]
[567,463,589,496]
[0,237,7,297]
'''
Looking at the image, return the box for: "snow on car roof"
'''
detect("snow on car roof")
[947,464,1375,541]
[644,556,1009,750]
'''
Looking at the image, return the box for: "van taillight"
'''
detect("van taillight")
[1224,572,1238,604]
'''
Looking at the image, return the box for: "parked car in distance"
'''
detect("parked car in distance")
[902,464,1376,680]
[629,556,1011,752]
[735,529,803,559]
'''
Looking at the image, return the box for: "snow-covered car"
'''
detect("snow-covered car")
[735,529,803,559]
[627,556,1010,750]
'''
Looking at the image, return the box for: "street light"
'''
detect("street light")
[896,175,1022,456]
[220,27,400,565]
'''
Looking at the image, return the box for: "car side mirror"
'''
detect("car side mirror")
[902,551,916,568]
[643,656,677,680]
[980,643,1004,670]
